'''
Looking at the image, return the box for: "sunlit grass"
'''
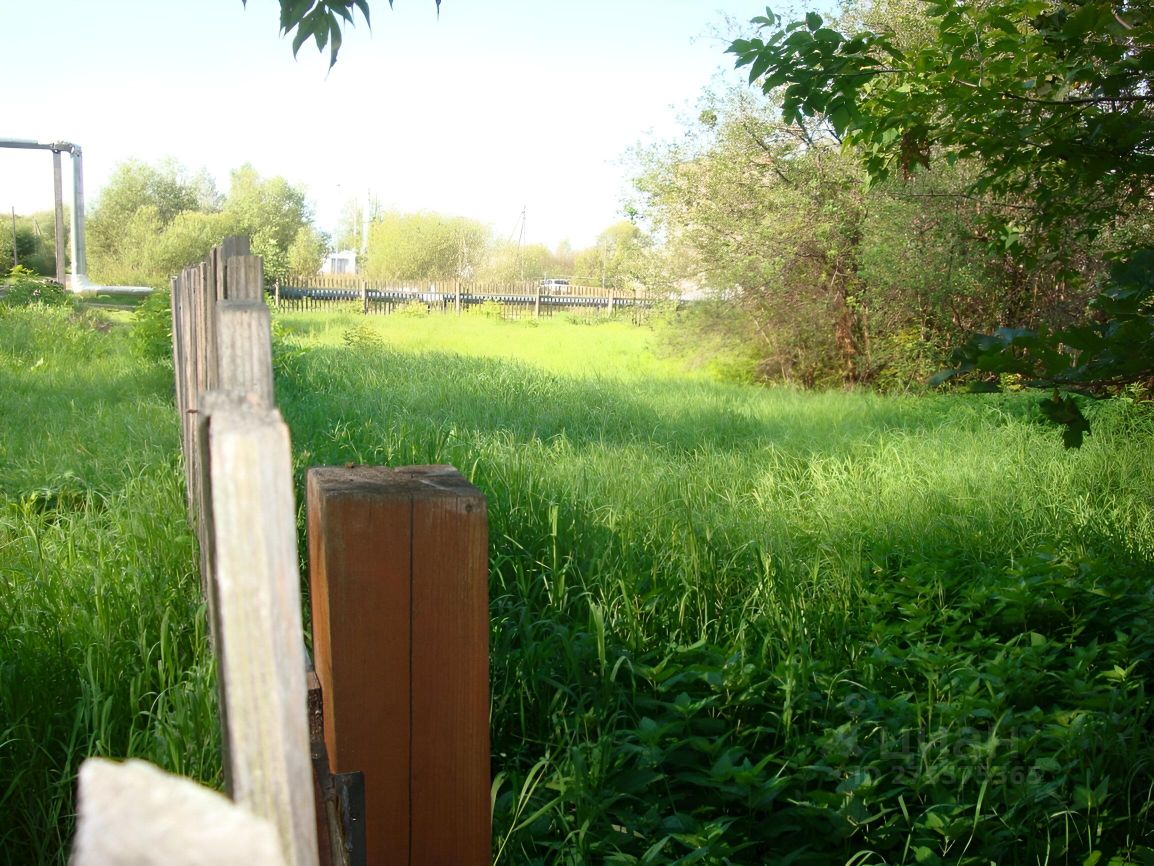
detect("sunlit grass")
[0,306,217,866]
[3,303,1153,865]
[272,311,1154,865]
[274,307,694,380]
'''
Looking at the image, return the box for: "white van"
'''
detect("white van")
[540,278,571,295]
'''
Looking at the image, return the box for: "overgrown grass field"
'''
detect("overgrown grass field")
[2,303,1153,864]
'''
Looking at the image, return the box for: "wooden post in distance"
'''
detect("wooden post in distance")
[216,300,275,410]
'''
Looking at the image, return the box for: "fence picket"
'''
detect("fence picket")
[216,301,275,410]
[154,238,493,865]
[203,393,318,866]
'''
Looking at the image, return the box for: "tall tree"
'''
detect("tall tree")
[363,211,488,280]
[729,0,1154,437]
[636,92,877,385]
[88,160,225,285]
[87,159,320,286]
[222,164,315,283]
[288,225,332,275]
[223,164,311,254]
[88,159,221,275]
[729,0,1153,238]
[574,222,647,290]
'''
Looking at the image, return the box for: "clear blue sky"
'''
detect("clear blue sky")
[0,0,836,248]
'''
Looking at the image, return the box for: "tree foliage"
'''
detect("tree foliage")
[87,159,318,287]
[363,211,488,281]
[0,211,66,277]
[726,0,1154,442]
[252,0,441,67]
[634,88,1026,388]
[288,225,332,276]
[729,1,1153,237]
[572,221,649,290]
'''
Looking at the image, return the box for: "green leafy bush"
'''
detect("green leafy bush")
[342,322,382,349]
[3,267,71,308]
[131,288,173,362]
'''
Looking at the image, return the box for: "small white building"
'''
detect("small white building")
[321,250,358,275]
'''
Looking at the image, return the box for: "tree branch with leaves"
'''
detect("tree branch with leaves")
[246,0,441,67]
[729,0,1154,445]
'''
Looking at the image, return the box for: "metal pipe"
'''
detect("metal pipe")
[69,145,87,287]
[52,150,66,283]
[0,138,86,287]
[0,138,148,293]
[0,138,52,150]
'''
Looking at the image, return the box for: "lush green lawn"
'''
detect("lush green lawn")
[2,304,1152,864]
[0,305,217,865]
[275,311,1154,864]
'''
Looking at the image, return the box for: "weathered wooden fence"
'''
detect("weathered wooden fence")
[70,238,491,866]
[274,273,658,322]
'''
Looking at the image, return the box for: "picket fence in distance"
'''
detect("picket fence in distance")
[69,238,491,866]
[273,273,658,322]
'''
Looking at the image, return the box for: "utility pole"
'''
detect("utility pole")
[515,205,526,282]
[360,187,371,269]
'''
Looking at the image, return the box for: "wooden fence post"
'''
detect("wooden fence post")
[202,394,319,866]
[226,254,264,302]
[215,237,252,302]
[307,465,490,866]
[216,300,275,411]
[170,274,195,516]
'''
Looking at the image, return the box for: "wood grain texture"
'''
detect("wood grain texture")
[308,467,413,865]
[216,300,275,410]
[205,395,318,866]
[71,758,287,866]
[227,254,265,302]
[170,275,194,516]
[406,466,490,866]
[307,465,490,866]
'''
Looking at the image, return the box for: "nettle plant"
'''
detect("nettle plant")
[3,266,70,308]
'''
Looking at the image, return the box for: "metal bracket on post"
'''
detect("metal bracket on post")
[334,772,366,866]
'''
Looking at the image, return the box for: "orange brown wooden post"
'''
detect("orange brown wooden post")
[307,465,490,866]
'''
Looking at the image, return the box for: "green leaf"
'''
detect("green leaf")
[313,14,330,53]
[291,14,316,56]
[1039,392,1091,449]
[281,0,315,32]
[805,11,823,31]
[747,51,774,84]
[329,19,343,67]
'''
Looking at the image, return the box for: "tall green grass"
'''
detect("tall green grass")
[273,312,1154,864]
[3,303,1152,865]
[0,306,217,865]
